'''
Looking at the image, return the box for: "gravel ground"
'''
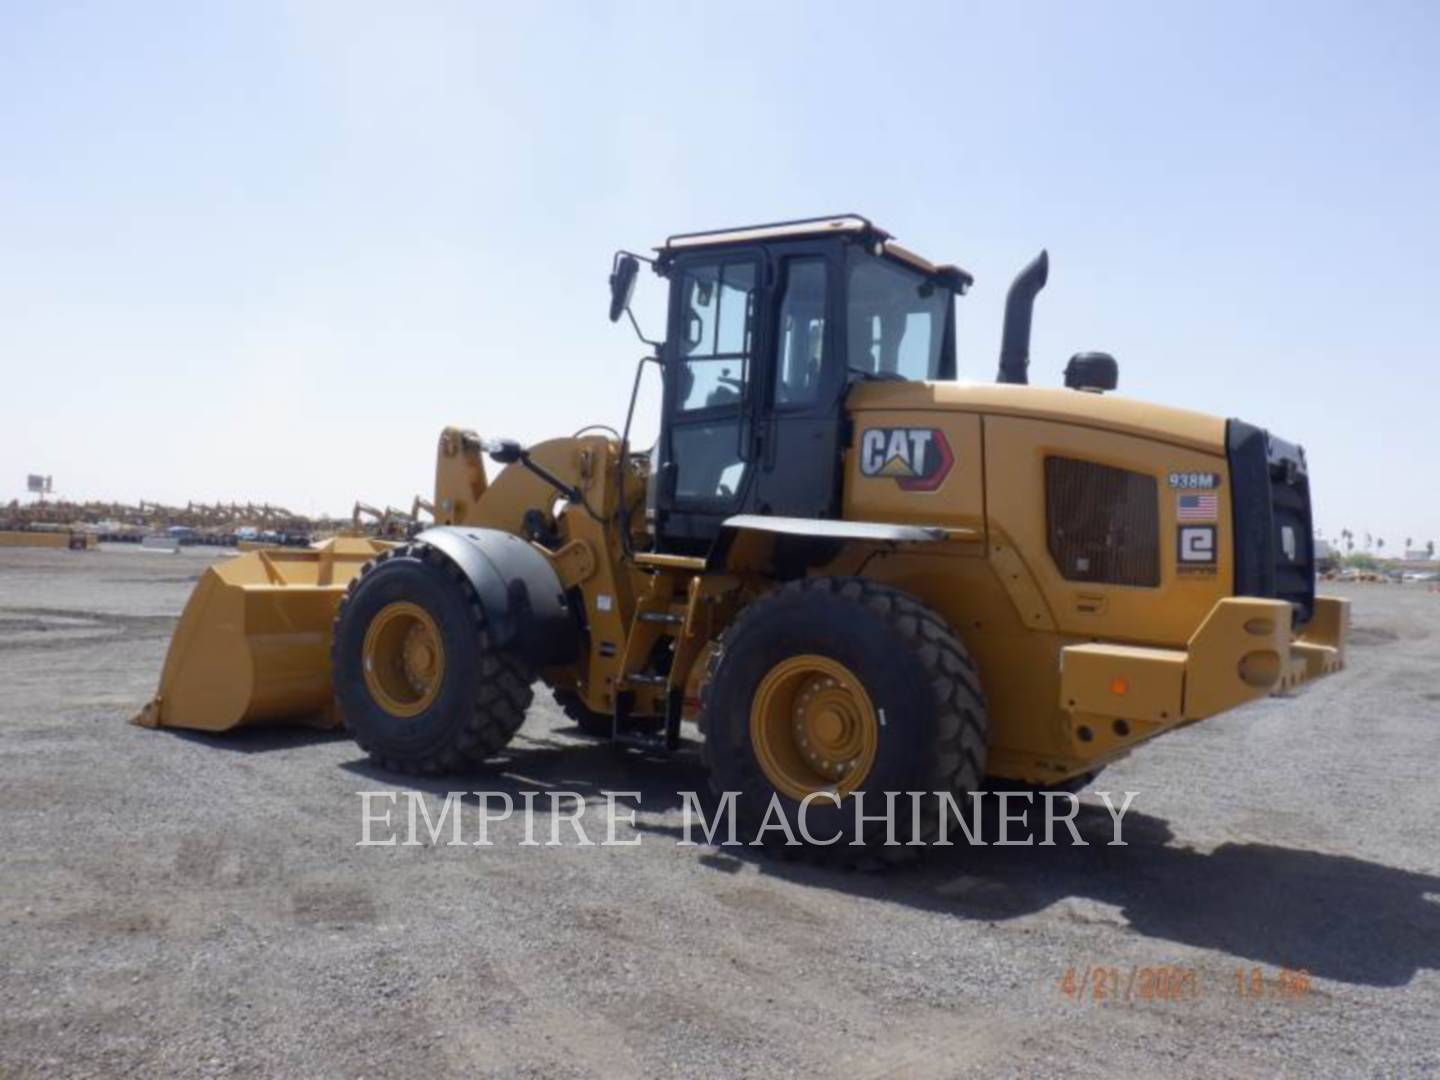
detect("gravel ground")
[1,545,1437,1078]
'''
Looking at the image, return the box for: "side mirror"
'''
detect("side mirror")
[1064,352,1119,393]
[609,255,639,323]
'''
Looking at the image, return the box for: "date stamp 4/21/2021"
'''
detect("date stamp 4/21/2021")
[1057,965,1313,1005]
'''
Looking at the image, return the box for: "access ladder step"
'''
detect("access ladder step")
[611,687,683,753]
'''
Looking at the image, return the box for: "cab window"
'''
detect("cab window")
[774,258,828,407]
[675,261,756,411]
[847,258,951,381]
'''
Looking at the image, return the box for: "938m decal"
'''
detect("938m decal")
[1167,471,1222,490]
[859,428,954,492]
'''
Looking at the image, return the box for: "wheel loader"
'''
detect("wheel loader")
[135,214,1348,850]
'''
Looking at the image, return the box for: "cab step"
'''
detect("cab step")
[612,688,683,752]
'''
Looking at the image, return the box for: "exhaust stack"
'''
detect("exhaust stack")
[996,250,1049,385]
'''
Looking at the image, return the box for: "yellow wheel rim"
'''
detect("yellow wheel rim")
[749,654,878,801]
[362,601,445,719]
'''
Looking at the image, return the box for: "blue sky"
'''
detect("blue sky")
[1,1,1435,548]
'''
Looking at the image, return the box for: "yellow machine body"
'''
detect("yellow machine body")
[813,381,1348,781]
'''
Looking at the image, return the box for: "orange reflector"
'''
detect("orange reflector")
[1109,676,1129,696]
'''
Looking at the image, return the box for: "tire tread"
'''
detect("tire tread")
[331,542,532,774]
[701,576,989,865]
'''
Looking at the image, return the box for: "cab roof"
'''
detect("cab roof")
[658,214,973,292]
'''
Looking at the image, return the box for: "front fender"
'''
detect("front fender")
[415,526,578,668]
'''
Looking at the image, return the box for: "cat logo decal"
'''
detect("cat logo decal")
[859,428,954,492]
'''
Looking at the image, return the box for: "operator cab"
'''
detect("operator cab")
[630,215,972,552]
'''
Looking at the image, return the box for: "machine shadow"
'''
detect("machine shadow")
[338,725,712,803]
[340,732,1440,990]
[167,725,353,753]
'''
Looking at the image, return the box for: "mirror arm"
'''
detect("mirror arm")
[626,305,662,350]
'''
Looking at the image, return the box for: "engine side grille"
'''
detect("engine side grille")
[1045,457,1160,587]
[1227,420,1315,625]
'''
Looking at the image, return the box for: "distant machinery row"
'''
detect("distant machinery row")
[1,495,435,547]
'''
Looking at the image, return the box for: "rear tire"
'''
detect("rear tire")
[702,577,988,860]
[332,543,532,774]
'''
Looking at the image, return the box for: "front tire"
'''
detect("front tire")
[702,578,988,857]
[332,543,532,773]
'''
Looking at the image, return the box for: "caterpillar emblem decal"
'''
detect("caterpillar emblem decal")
[858,428,954,492]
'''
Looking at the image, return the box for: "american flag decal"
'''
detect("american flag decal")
[1177,493,1219,521]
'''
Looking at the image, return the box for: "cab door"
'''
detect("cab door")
[746,246,845,520]
[653,250,764,547]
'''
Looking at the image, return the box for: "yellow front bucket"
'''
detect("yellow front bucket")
[133,538,391,733]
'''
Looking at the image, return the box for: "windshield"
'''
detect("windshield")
[846,257,953,381]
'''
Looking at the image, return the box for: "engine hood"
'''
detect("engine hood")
[846,381,1226,454]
